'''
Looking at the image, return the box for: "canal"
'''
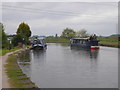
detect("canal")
[18,43,118,88]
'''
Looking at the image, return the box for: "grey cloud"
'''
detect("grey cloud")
[2,2,118,36]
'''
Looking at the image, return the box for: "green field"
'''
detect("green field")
[97,37,119,47]
[46,37,69,43]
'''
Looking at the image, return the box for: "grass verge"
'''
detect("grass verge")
[0,47,22,56]
[5,53,37,88]
[0,45,31,56]
[98,37,119,48]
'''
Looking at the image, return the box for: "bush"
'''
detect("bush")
[12,35,23,47]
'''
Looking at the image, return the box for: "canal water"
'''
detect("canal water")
[18,43,118,88]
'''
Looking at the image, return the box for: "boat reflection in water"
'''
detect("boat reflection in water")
[70,47,99,59]
[89,50,99,59]
[31,49,46,66]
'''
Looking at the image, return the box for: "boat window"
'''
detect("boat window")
[70,40,73,43]
[79,40,81,43]
[33,40,37,44]
[72,40,74,43]
[83,41,86,44]
[77,39,80,43]
[33,40,41,44]
[37,40,41,44]
[76,39,79,43]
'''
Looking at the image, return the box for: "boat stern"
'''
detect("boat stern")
[90,46,99,50]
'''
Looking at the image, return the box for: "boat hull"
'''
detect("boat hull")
[32,46,44,50]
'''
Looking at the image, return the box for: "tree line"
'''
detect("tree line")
[0,22,31,49]
[61,28,89,39]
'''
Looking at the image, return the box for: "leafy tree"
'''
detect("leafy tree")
[12,35,23,46]
[16,22,31,43]
[0,23,8,48]
[61,28,76,39]
[76,29,89,38]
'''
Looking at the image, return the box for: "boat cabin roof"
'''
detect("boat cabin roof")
[33,38,45,41]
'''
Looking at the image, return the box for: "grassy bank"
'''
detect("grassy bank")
[97,37,119,48]
[0,45,31,56]
[0,47,22,56]
[46,37,69,43]
[5,53,37,88]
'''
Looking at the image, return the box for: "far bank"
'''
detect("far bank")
[45,37,119,48]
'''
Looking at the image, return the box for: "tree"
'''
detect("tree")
[61,28,76,39]
[0,23,8,48]
[12,35,23,46]
[76,29,89,38]
[16,22,31,44]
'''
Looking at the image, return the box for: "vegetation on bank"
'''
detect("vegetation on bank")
[0,47,22,56]
[97,37,119,47]
[5,53,37,88]
[0,45,31,56]
[45,28,119,48]
[46,37,69,43]
[0,23,8,48]
[0,22,32,50]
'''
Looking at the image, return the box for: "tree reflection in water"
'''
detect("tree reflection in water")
[18,50,31,64]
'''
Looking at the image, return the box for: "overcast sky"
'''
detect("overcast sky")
[2,2,118,36]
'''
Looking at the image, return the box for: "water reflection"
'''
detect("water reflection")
[18,50,31,77]
[18,50,31,64]
[18,43,118,88]
[70,48,99,59]
[90,50,99,59]
[31,50,46,66]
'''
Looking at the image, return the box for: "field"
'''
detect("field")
[46,37,69,43]
[97,37,119,47]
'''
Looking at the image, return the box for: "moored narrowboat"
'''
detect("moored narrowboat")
[31,38,47,50]
[70,36,99,50]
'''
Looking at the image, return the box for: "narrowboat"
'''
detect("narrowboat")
[31,38,47,50]
[70,36,99,50]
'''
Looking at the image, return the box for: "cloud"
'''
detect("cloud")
[2,2,118,36]
[2,0,119,2]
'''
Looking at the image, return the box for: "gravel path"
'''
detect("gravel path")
[2,54,11,88]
